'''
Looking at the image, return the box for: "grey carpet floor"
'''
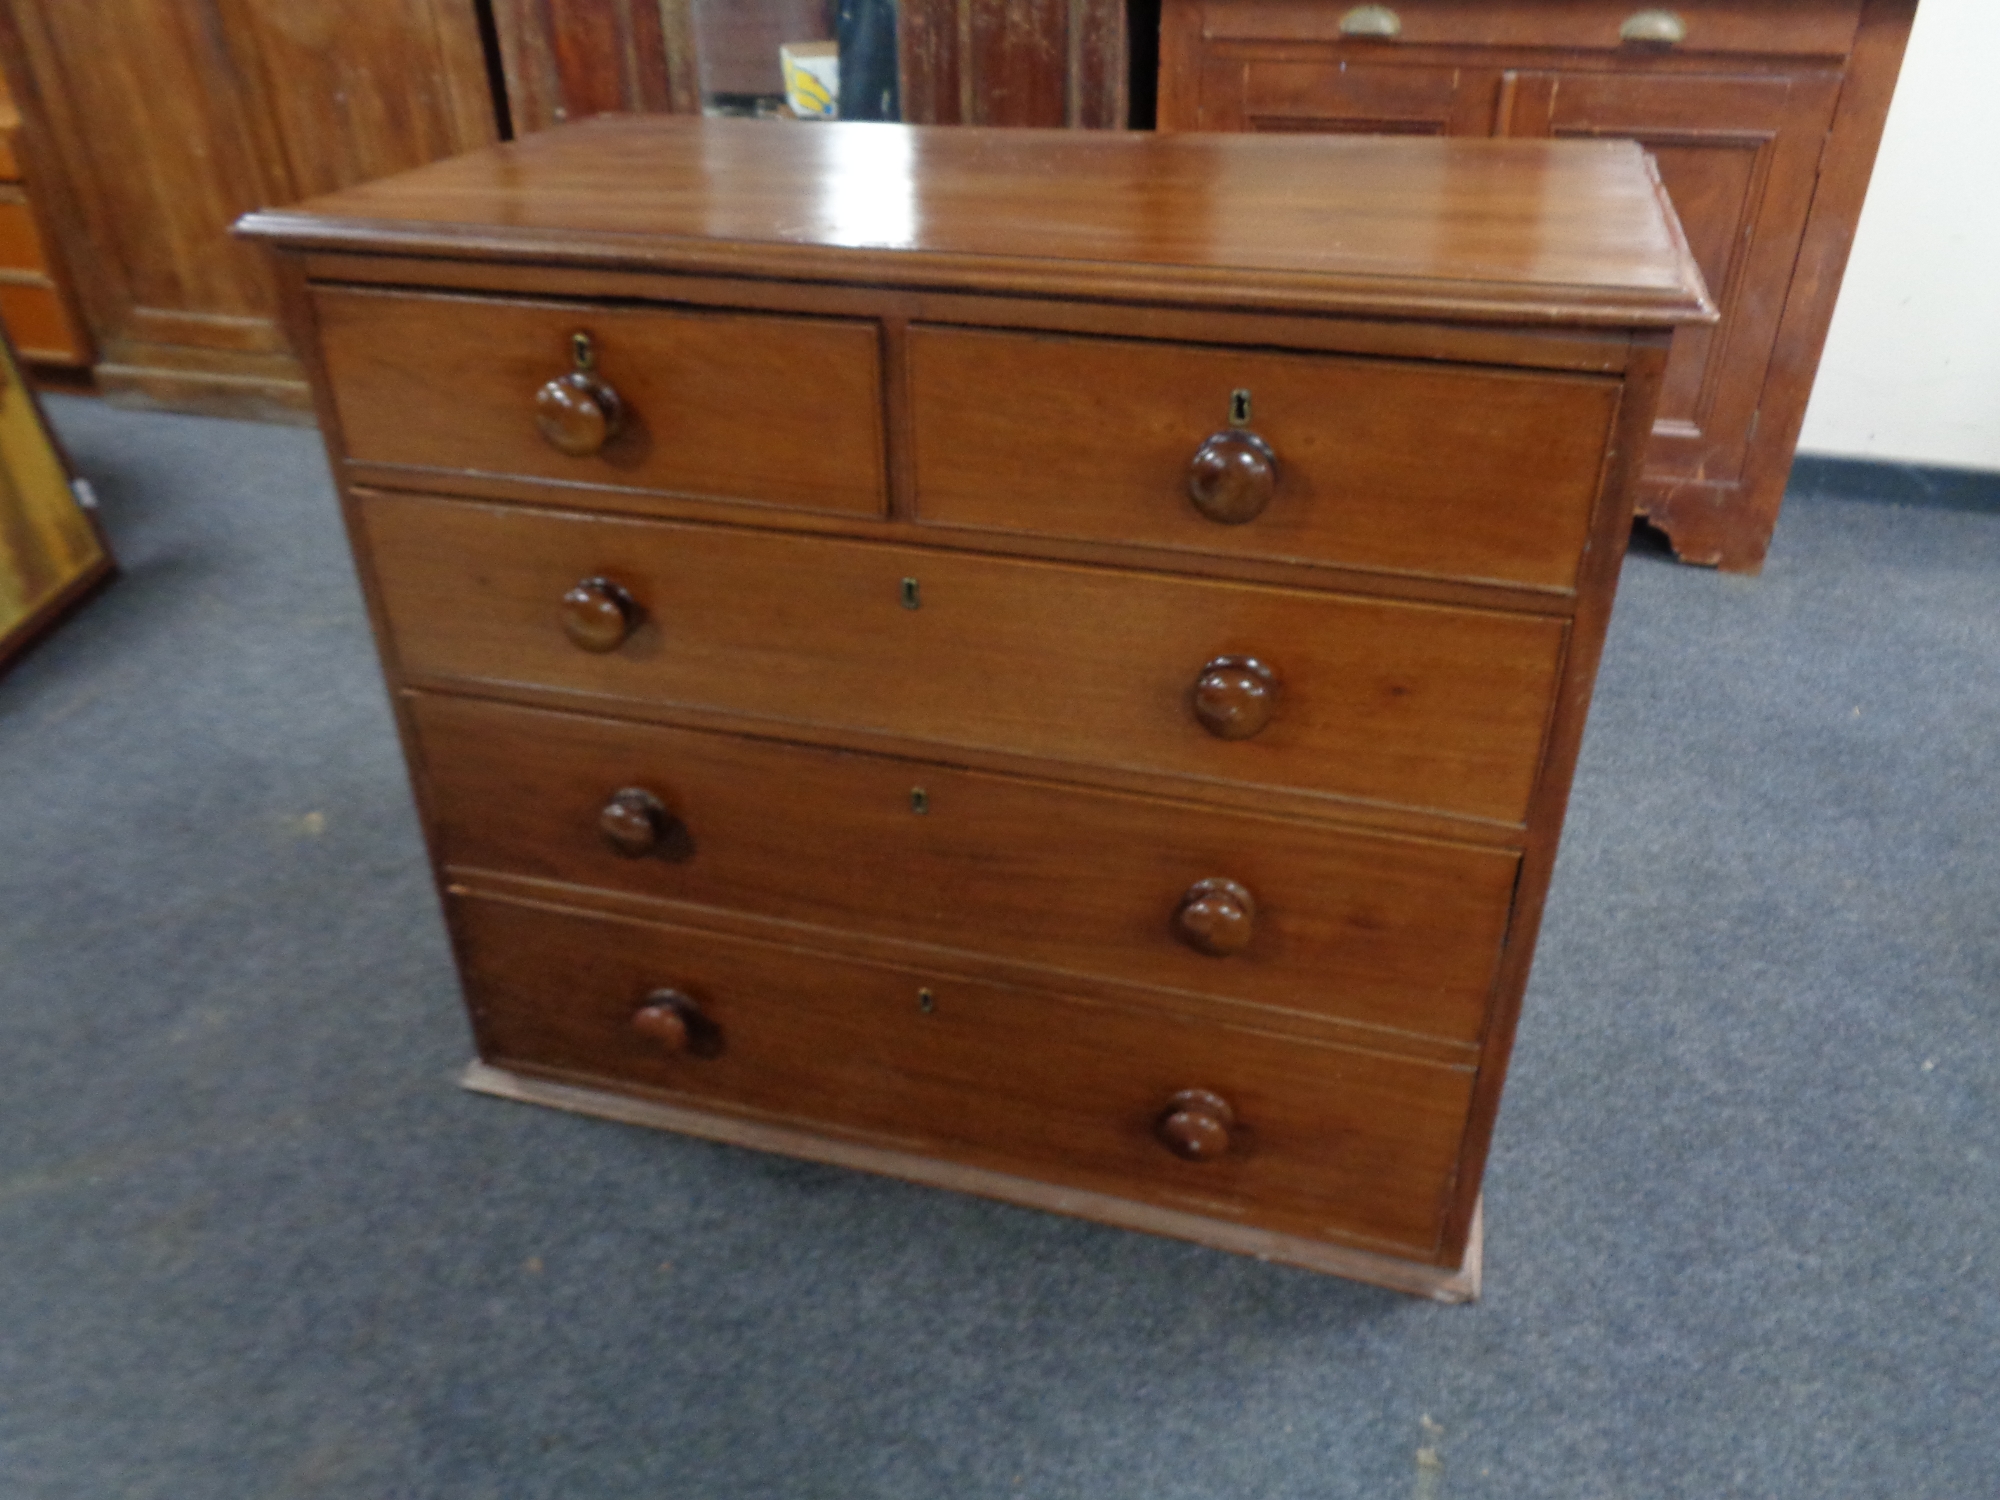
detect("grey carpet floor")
[3,395,1996,1499]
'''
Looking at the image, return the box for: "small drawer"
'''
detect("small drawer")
[0,281,86,366]
[453,889,1478,1258]
[0,195,50,273]
[314,285,887,517]
[1205,0,1864,58]
[412,694,1522,1044]
[909,326,1618,591]
[363,491,1567,825]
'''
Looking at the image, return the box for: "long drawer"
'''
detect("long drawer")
[1195,0,1864,56]
[316,285,887,517]
[412,693,1520,1044]
[909,325,1618,591]
[363,491,1568,825]
[452,889,1477,1258]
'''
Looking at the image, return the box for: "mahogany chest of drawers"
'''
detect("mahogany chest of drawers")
[242,117,1710,1299]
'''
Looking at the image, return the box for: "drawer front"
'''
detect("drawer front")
[453,890,1477,1257]
[910,326,1618,591]
[1202,0,1864,58]
[364,492,1568,825]
[0,282,85,365]
[0,194,50,273]
[413,694,1521,1044]
[315,285,887,517]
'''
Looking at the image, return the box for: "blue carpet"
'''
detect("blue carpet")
[2,395,1995,1498]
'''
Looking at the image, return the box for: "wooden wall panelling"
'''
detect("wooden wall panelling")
[492,0,1132,132]
[217,0,500,201]
[900,0,1129,126]
[0,0,497,420]
[490,0,697,134]
[692,0,835,100]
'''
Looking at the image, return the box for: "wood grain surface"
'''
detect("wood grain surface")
[452,887,1477,1260]
[238,117,1714,327]
[909,324,1620,591]
[410,692,1522,1045]
[361,489,1569,825]
[316,285,886,517]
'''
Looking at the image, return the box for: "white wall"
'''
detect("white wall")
[1795,0,2000,470]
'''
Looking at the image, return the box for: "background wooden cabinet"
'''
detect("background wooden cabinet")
[491,0,1129,132]
[0,0,497,418]
[1160,0,1919,572]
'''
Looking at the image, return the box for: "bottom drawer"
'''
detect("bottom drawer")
[452,888,1477,1260]
[0,281,85,365]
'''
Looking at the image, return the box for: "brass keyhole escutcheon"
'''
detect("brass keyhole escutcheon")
[901,577,921,610]
[918,987,936,1015]
[1229,388,1252,426]
[910,787,929,815]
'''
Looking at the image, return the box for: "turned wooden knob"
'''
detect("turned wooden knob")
[1175,877,1257,957]
[1187,429,1279,524]
[600,787,667,856]
[1157,1089,1236,1161]
[1192,656,1278,740]
[632,989,707,1055]
[561,576,636,652]
[535,331,623,457]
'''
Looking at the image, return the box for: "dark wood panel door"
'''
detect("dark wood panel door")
[495,0,1128,130]
[1500,69,1841,493]
[0,0,497,416]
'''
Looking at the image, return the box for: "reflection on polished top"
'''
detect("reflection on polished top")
[240,116,1714,327]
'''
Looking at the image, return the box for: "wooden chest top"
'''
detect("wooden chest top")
[240,116,1711,326]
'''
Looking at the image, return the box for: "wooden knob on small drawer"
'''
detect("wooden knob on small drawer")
[1192,656,1278,740]
[535,330,624,457]
[561,576,636,652]
[1620,8,1687,45]
[600,787,667,856]
[1187,429,1279,525]
[1157,1089,1236,1161]
[632,989,707,1056]
[1175,877,1257,957]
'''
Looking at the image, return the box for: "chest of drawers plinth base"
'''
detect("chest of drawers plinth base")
[241,117,1710,1297]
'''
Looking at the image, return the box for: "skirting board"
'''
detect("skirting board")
[461,1059,1484,1302]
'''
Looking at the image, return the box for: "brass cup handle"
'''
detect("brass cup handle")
[1620,9,1687,45]
[1339,4,1401,38]
[1187,428,1279,525]
[632,989,717,1057]
[1192,656,1279,741]
[1157,1089,1236,1161]
[560,576,637,653]
[535,330,624,457]
[1175,877,1257,957]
